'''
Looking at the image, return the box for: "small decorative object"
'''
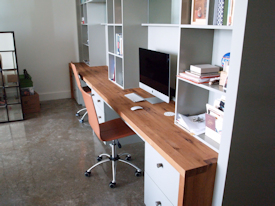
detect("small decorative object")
[191,0,210,25]
[221,52,230,67]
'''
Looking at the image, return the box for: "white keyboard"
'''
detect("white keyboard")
[124,93,145,103]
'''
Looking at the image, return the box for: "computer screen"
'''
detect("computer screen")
[139,48,170,104]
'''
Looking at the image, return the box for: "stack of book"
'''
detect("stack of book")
[179,64,220,84]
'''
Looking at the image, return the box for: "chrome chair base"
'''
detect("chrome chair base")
[76,108,87,123]
[84,140,142,188]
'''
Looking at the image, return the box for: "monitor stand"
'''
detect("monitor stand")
[145,97,164,104]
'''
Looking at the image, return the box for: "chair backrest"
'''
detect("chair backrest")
[70,63,101,139]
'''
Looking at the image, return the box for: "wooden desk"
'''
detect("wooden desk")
[74,62,218,206]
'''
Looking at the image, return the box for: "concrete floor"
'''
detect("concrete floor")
[0,99,145,206]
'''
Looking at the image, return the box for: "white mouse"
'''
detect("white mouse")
[131,106,143,111]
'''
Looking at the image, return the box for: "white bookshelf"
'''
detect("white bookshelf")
[106,0,148,89]
[77,0,106,66]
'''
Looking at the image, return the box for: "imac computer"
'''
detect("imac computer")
[139,48,171,104]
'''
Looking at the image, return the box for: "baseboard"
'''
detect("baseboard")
[38,90,71,101]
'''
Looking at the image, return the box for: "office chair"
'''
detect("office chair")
[75,85,90,123]
[72,64,91,123]
[71,63,142,188]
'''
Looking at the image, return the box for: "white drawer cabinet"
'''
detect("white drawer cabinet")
[91,90,106,124]
[94,104,105,124]
[144,173,173,206]
[90,89,118,124]
[91,90,104,110]
[145,142,180,206]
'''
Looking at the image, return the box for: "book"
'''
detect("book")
[190,64,220,74]
[211,0,219,25]
[222,0,229,25]
[227,0,234,25]
[185,70,220,78]
[178,74,211,84]
[181,0,192,24]
[116,33,123,55]
[216,0,225,26]
[208,0,218,25]
[205,113,223,143]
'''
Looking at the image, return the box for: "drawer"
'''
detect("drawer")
[144,173,173,206]
[91,90,104,110]
[94,104,105,124]
[145,142,179,206]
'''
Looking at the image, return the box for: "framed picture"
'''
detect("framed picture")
[191,0,210,25]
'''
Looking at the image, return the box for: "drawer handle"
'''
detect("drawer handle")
[155,201,161,206]
[156,163,163,168]
[98,116,101,119]
[91,94,95,96]
[97,100,101,102]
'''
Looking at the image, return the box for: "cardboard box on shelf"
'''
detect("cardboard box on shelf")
[21,91,40,114]
[7,74,18,83]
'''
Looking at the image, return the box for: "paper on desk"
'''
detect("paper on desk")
[176,113,205,135]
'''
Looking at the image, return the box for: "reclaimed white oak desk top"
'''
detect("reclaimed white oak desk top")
[74,62,218,206]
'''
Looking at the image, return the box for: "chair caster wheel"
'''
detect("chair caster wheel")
[85,171,91,177]
[97,156,102,161]
[125,155,131,161]
[135,170,142,177]
[76,113,80,117]
[79,119,84,123]
[109,182,116,188]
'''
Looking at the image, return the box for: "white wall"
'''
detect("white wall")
[0,0,79,101]
[148,26,180,95]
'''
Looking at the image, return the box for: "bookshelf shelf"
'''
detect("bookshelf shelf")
[108,52,123,58]
[180,24,233,30]
[3,83,19,88]
[2,68,17,71]
[81,0,106,4]
[175,122,219,153]
[85,0,106,3]
[141,23,180,27]
[107,23,123,26]
[141,24,233,30]
[177,76,226,96]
